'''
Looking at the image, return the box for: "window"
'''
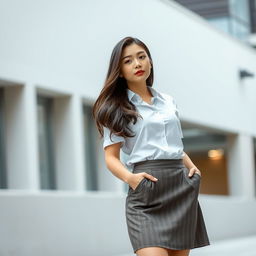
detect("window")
[249,0,256,33]
[37,96,56,190]
[0,88,7,189]
[83,105,98,191]
[174,0,252,42]
[182,127,228,195]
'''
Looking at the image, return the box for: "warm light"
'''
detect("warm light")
[208,149,224,160]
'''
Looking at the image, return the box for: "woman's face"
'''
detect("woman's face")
[119,43,152,85]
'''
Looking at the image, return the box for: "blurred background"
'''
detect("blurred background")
[0,0,255,255]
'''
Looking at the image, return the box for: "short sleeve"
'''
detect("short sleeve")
[102,126,125,150]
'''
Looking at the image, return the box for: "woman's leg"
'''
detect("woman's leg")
[168,249,190,256]
[136,246,169,256]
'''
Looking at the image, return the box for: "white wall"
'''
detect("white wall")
[0,192,255,256]
[0,0,255,134]
[0,0,256,255]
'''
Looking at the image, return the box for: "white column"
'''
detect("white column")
[227,133,256,198]
[5,84,39,190]
[53,94,85,191]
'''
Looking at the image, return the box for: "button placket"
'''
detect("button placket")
[157,111,169,148]
[163,119,169,147]
[152,108,168,148]
[163,107,184,140]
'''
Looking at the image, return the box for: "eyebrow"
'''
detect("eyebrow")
[122,51,145,60]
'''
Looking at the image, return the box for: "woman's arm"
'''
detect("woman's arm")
[104,142,158,190]
[104,142,133,183]
[182,151,202,177]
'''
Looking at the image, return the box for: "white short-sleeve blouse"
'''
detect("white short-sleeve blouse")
[103,86,185,170]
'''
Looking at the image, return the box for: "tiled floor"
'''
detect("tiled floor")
[116,235,256,256]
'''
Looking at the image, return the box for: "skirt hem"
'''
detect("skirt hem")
[133,242,211,253]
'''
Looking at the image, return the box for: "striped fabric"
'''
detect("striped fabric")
[125,159,210,254]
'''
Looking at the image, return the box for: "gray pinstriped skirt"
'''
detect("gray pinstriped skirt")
[125,159,210,253]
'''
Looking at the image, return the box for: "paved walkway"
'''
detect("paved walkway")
[115,235,256,256]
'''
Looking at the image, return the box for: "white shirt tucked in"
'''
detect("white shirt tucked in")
[103,86,185,170]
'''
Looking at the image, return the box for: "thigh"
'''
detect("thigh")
[136,246,169,256]
[168,249,190,256]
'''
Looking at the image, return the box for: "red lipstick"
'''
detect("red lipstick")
[134,70,145,76]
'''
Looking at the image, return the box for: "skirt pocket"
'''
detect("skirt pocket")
[128,177,148,195]
[182,167,201,190]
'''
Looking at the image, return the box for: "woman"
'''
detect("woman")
[92,36,210,256]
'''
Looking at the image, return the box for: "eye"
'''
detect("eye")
[124,59,131,64]
[139,55,146,59]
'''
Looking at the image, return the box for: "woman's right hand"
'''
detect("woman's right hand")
[128,172,158,191]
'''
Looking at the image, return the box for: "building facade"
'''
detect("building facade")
[0,0,256,255]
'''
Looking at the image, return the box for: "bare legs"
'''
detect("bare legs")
[168,248,190,256]
[136,247,190,256]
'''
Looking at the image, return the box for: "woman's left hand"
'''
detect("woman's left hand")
[188,166,201,178]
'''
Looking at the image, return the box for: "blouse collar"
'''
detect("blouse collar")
[126,86,164,103]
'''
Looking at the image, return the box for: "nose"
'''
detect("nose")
[134,58,141,67]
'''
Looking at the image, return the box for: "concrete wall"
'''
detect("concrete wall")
[0,0,256,255]
[0,192,255,256]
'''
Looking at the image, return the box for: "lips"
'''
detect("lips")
[135,70,145,75]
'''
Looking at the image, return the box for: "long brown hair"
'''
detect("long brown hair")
[92,36,154,140]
